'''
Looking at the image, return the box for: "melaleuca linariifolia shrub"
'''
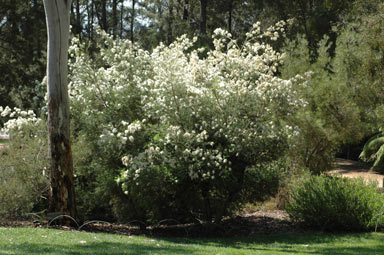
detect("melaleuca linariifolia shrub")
[0,108,49,218]
[68,30,155,222]
[286,174,384,231]
[68,21,307,222]
[118,148,287,223]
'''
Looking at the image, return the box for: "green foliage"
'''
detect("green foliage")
[351,0,383,16]
[286,174,384,231]
[282,35,364,173]
[118,158,285,223]
[337,3,384,170]
[0,121,49,218]
[359,133,384,173]
[0,0,46,111]
[281,3,384,171]
[334,2,384,127]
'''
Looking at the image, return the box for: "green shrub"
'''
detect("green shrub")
[117,158,285,223]
[281,35,365,173]
[0,121,49,218]
[359,132,384,173]
[286,174,384,231]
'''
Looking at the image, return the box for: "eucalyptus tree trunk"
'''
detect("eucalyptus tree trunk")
[101,0,108,31]
[112,0,118,38]
[90,0,95,40]
[75,0,82,39]
[43,0,77,222]
[227,0,233,34]
[200,0,207,35]
[120,0,124,38]
[182,0,189,21]
[130,0,136,43]
[167,0,174,44]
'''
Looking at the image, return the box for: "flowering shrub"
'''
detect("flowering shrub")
[0,108,48,218]
[0,106,41,136]
[0,21,306,222]
[68,21,306,222]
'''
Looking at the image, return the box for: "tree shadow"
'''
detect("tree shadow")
[0,242,193,255]
[1,232,384,255]
[156,232,384,255]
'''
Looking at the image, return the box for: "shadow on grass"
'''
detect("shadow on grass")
[0,242,192,255]
[157,232,384,255]
[1,232,384,255]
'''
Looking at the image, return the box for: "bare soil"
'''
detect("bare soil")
[329,158,384,188]
[0,210,296,237]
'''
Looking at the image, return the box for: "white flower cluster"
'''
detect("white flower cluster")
[68,21,308,190]
[0,106,41,133]
[68,27,152,121]
[98,120,144,146]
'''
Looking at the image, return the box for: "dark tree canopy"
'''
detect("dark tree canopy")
[0,0,371,112]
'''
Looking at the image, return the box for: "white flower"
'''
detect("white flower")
[68,21,306,194]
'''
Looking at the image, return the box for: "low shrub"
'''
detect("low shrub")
[0,121,49,218]
[286,174,384,231]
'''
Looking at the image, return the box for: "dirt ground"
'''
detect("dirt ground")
[329,158,384,188]
[0,209,296,237]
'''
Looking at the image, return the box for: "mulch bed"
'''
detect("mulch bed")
[0,210,298,238]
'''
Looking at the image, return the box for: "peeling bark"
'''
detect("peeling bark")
[43,0,77,224]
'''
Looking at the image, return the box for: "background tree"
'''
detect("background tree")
[0,0,365,115]
[0,0,46,112]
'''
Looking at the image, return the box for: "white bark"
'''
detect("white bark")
[43,0,76,221]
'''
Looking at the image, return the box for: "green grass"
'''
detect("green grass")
[0,139,9,144]
[1,228,384,255]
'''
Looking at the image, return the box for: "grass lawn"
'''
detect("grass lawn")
[1,228,384,255]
